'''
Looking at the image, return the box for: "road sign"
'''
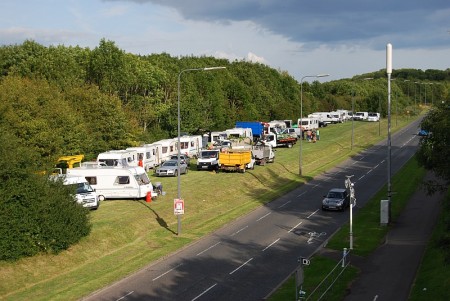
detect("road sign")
[174,199,184,215]
[301,258,310,266]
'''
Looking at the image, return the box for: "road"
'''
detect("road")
[82,119,422,301]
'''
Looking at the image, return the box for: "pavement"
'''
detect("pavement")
[318,171,445,301]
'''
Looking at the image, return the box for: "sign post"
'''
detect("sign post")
[174,199,185,215]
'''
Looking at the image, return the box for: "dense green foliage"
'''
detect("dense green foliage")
[0,130,91,261]
[0,39,449,261]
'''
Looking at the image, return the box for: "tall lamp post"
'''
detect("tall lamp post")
[299,73,330,176]
[386,43,393,224]
[177,66,226,235]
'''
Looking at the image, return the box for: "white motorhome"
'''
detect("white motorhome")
[297,117,319,130]
[97,150,138,168]
[178,135,203,158]
[50,174,99,209]
[126,144,159,171]
[336,109,351,122]
[157,138,178,163]
[67,166,157,201]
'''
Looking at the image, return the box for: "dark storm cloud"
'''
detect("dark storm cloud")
[105,0,450,49]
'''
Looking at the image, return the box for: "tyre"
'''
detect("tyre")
[174,170,178,176]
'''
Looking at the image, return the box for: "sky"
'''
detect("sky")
[0,0,449,82]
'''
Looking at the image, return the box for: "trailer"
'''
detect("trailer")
[262,133,297,148]
[252,143,275,165]
[67,166,157,201]
[219,150,255,173]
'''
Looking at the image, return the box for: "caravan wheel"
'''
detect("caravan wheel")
[98,195,106,201]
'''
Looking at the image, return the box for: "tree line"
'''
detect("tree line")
[0,39,449,260]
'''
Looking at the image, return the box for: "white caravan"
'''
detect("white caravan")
[97,150,138,168]
[178,135,203,158]
[143,142,163,167]
[127,144,160,171]
[225,128,253,142]
[309,112,338,124]
[297,117,319,130]
[67,166,157,201]
[157,138,178,163]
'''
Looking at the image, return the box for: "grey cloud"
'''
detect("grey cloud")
[105,0,450,49]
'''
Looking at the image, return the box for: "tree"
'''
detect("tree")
[416,104,450,193]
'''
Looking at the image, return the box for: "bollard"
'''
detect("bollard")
[342,248,347,267]
[146,191,152,203]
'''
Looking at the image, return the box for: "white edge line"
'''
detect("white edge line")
[288,221,303,233]
[152,264,182,281]
[196,242,221,256]
[262,238,280,251]
[229,258,253,275]
[191,283,218,301]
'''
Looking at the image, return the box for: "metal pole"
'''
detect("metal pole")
[386,43,392,224]
[177,67,225,235]
[351,92,354,150]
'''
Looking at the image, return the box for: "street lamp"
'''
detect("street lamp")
[177,66,226,235]
[386,43,392,224]
[299,73,330,176]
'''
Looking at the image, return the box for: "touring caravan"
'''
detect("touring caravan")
[126,144,160,171]
[297,117,319,130]
[67,166,157,201]
[97,150,138,168]
[178,135,203,158]
[157,138,178,163]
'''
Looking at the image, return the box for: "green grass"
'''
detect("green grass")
[0,116,420,301]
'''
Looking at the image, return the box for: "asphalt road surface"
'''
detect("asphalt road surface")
[82,119,422,301]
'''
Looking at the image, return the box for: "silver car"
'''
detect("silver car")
[322,188,350,211]
[155,160,188,177]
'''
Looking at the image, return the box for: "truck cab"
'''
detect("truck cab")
[197,149,220,171]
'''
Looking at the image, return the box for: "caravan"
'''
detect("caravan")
[97,150,138,168]
[178,135,203,158]
[157,138,178,163]
[297,117,319,130]
[67,166,157,201]
[126,145,160,171]
[225,128,253,143]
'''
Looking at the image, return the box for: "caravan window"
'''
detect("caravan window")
[85,177,97,185]
[116,176,130,185]
[135,173,150,185]
[181,142,189,150]
[145,152,151,159]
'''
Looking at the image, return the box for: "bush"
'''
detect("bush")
[0,131,91,261]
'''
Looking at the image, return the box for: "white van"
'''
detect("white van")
[67,166,157,201]
[354,112,369,121]
[97,150,137,168]
[57,175,99,210]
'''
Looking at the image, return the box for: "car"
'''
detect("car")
[417,129,429,137]
[367,112,380,122]
[169,154,190,166]
[322,188,350,211]
[155,160,188,177]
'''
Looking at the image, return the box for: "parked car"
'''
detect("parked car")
[155,160,188,177]
[170,154,190,166]
[417,129,429,137]
[321,188,350,211]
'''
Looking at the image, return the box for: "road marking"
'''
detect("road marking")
[152,264,182,281]
[373,295,379,301]
[197,242,221,256]
[257,212,271,221]
[116,291,134,301]
[262,238,280,251]
[288,221,303,233]
[191,283,217,301]
[229,258,253,275]
[297,191,307,197]
[307,209,319,218]
[358,174,365,181]
[277,200,291,208]
[231,225,248,237]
